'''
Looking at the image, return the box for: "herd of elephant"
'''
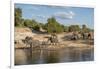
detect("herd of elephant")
[22,34,59,48]
[70,32,93,40]
[15,32,93,48]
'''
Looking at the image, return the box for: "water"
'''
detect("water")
[15,47,94,65]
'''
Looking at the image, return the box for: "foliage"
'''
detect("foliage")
[61,25,69,32]
[24,19,40,31]
[24,19,33,27]
[14,8,93,33]
[33,24,40,31]
[81,24,91,33]
[15,8,22,26]
[46,17,63,33]
[68,25,81,32]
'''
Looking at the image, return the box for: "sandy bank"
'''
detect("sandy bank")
[15,27,94,50]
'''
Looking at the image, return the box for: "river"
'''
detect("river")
[15,47,94,65]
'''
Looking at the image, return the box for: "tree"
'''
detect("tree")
[23,19,40,31]
[82,24,90,33]
[68,25,81,32]
[24,19,34,28]
[63,26,69,32]
[46,17,63,33]
[82,25,86,30]
[15,8,22,26]
[33,24,40,31]
[39,23,47,30]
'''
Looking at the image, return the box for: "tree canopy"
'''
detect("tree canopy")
[14,7,93,33]
[46,17,63,33]
[15,8,22,26]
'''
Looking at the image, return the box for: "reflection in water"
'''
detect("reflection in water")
[15,47,94,65]
[44,51,60,63]
[15,49,28,65]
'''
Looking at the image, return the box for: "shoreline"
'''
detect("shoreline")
[15,40,94,50]
[15,27,94,50]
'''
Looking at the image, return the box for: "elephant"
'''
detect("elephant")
[81,32,92,40]
[47,34,59,45]
[31,40,41,47]
[87,32,92,40]
[71,32,79,40]
[81,33,88,40]
[22,36,33,47]
[22,36,41,47]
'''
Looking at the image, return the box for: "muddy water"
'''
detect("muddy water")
[15,47,94,65]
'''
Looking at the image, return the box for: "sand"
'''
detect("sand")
[14,27,94,49]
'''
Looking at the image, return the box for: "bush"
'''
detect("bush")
[32,24,40,31]
[68,25,81,32]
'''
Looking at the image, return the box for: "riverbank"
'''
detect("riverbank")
[15,27,94,50]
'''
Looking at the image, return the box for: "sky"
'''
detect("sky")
[15,3,94,29]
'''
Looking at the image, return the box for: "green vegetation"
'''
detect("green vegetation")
[15,8,22,26]
[81,24,92,33]
[15,8,93,33]
[46,17,63,33]
[68,25,81,32]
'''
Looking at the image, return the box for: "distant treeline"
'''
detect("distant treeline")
[15,8,93,33]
